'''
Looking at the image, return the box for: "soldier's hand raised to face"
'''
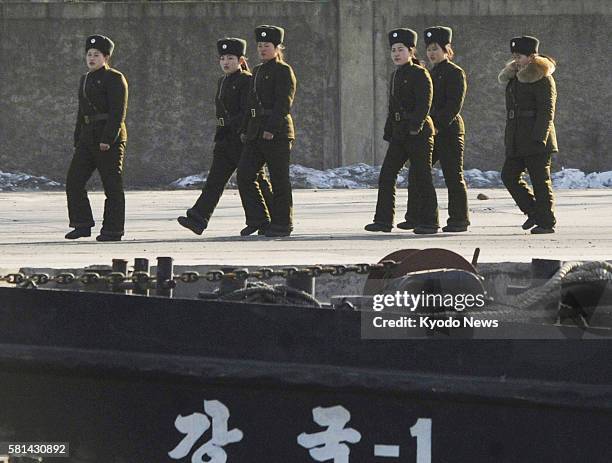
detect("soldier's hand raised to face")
[262,131,274,140]
[99,143,111,151]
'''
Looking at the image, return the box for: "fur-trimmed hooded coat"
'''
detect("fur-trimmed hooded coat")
[498,56,558,158]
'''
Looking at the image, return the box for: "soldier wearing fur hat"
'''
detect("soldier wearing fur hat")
[177,38,272,235]
[365,28,439,234]
[236,25,297,237]
[404,26,470,232]
[498,35,558,234]
[65,34,128,242]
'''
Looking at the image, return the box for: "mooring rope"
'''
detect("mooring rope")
[492,261,612,311]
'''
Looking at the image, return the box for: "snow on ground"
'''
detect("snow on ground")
[170,165,612,190]
[2,166,612,191]
[0,171,63,191]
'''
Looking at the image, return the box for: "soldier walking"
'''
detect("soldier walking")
[498,36,558,234]
[65,35,128,242]
[365,28,439,234]
[237,25,297,237]
[177,38,272,235]
[404,26,469,232]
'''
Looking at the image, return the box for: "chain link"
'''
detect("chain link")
[1,260,398,288]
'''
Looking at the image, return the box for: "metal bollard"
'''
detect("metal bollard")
[156,257,174,298]
[112,259,129,294]
[133,258,150,296]
[285,272,315,297]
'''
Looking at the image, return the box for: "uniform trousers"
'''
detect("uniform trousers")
[374,135,439,228]
[501,152,556,229]
[406,133,469,227]
[188,137,272,226]
[66,141,125,237]
[237,138,293,231]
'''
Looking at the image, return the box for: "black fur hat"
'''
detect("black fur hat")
[217,38,247,57]
[85,35,114,56]
[510,36,539,55]
[388,28,417,48]
[255,25,284,46]
[424,26,453,47]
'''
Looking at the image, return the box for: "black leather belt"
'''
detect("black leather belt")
[251,108,273,118]
[508,109,536,120]
[394,110,410,122]
[83,113,109,124]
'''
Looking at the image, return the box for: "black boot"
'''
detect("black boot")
[396,221,415,230]
[96,234,122,242]
[522,216,537,230]
[177,216,206,235]
[530,226,555,234]
[364,222,392,233]
[65,228,91,240]
[414,226,439,235]
[264,227,292,237]
[442,225,468,232]
[240,223,269,236]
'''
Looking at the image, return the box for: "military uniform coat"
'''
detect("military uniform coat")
[430,59,466,135]
[498,56,558,229]
[187,69,272,227]
[242,56,297,141]
[237,56,297,232]
[67,65,128,236]
[383,60,435,142]
[405,59,469,228]
[214,70,251,142]
[376,61,439,229]
[74,66,128,147]
[498,56,558,158]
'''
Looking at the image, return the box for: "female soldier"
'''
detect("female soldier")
[177,38,272,235]
[365,28,439,234]
[237,25,297,237]
[65,34,128,242]
[404,26,469,232]
[498,36,558,234]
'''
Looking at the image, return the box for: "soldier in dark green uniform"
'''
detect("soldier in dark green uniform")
[65,35,128,242]
[365,28,439,234]
[498,36,558,234]
[403,26,469,232]
[237,25,297,237]
[176,38,272,236]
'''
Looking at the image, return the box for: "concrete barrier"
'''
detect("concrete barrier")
[1,0,610,186]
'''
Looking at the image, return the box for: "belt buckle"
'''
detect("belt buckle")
[251,109,256,118]
[84,115,90,124]
[218,117,225,127]
[395,112,401,122]
[508,109,515,120]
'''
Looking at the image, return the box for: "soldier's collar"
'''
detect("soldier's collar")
[261,56,279,66]
[226,68,243,79]
[432,59,449,69]
[90,64,109,76]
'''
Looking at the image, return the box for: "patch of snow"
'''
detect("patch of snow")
[0,171,63,191]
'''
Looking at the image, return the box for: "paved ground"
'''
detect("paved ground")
[0,189,611,270]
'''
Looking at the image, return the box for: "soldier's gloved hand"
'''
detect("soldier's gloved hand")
[262,131,274,140]
[99,143,111,151]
